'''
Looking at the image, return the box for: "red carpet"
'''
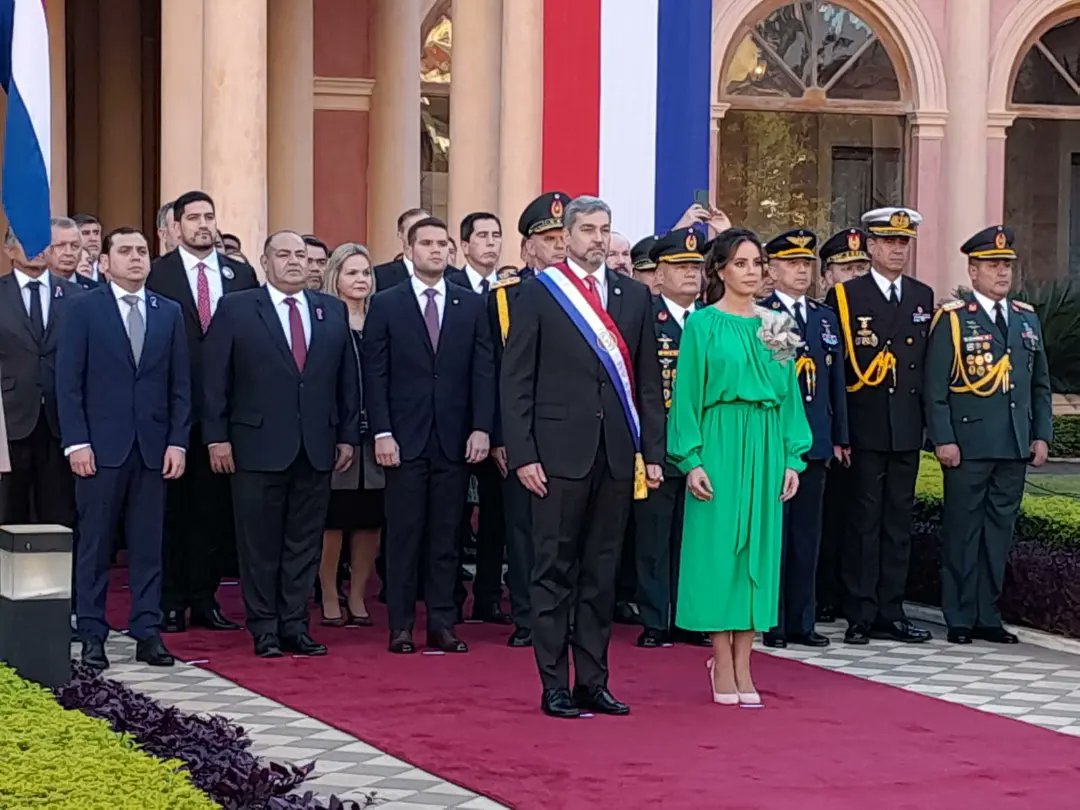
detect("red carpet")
[107,575,1080,809]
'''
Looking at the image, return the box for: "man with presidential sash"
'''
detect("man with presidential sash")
[501,195,665,719]
[633,228,709,649]
[824,207,934,645]
[488,191,569,648]
[761,229,848,649]
[925,226,1052,645]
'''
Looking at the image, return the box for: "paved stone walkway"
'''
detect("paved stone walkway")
[93,618,1080,807]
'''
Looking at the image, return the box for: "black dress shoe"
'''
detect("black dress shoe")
[672,629,712,647]
[189,608,241,631]
[426,627,468,653]
[472,603,513,625]
[162,609,186,634]
[788,631,830,648]
[636,628,669,648]
[973,626,1019,644]
[135,636,175,667]
[81,638,109,670]
[614,601,640,625]
[870,619,932,643]
[572,685,630,716]
[388,629,416,654]
[541,688,580,719]
[947,627,973,644]
[507,627,533,648]
[281,632,327,656]
[816,604,837,623]
[762,631,787,648]
[254,634,283,658]
[844,623,870,645]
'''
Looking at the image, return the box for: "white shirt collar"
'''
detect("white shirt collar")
[267,283,305,308]
[972,289,1008,322]
[111,282,146,303]
[13,268,48,289]
[411,274,446,299]
[567,257,605,286]
[464,264,494,291]
[774,289,808,314]
[661,295,692,324]
[403,255,415,276]
[178,245,219,273]
[870,267,902,298]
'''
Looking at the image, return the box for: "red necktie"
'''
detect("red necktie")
[583,275,602,309]
[285,298,307,371]
[196,263,212,333]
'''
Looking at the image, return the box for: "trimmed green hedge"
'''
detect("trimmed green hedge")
[1053,414,1080,458]
[0,665,217,809]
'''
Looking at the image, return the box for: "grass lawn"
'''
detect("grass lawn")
[1026,473,1080,498]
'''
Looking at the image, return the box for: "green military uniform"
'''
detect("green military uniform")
[925,225,1053,638]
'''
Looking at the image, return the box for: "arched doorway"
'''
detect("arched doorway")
[714,1,910,239]
[1003,14,1080,281]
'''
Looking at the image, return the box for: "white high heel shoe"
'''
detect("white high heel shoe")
[737,690,764,708]
[705,658,739,705]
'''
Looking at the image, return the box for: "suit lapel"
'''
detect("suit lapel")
[219,254,244,294]
[438,284,464,358]
[0,274,35,344]
[42,274,68,344]
[255,287,301,375]
[302,290,323,373]
[138,291,165,375]
[606,269,624,324]
[101,288,137,370]
[402,282,436,359]
[165,251,201,326]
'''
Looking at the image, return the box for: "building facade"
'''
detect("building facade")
[16,0,1080,293]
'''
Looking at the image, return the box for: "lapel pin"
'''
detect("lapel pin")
[614,287,622,296]
[315,306,325,321]
[149,295,159,309]
[452,298,460,305]
[53,285,64,299]
[221,265,235,280]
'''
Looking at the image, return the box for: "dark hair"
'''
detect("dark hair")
[302,234,329,255]
[460,212,501,243]
[173,190,215,219]
[703,228,765,304]
[220,232,240,248]
[73,213,100,228]
[396,207,429,232]
[407,216,449,245]
[102,226,145,255]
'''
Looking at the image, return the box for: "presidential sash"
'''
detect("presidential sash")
[536,263,648,500]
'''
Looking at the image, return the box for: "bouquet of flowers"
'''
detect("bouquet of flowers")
[755,306,803,363]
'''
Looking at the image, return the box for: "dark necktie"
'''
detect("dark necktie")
[888,282,899,308]
[423,288,441,351]
[793,300,807,336]
[284,298,307,371]
[26,280,44,339]
[480,278,490,296]
[994,302,1008,341]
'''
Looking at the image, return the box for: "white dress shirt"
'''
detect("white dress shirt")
[567,257,608,308]
[403,255,415,276]
[266,283,312,350]
[973,289,1008,327]
[179,245,224,316]
[774,289,809,322]
[411,275,446,325]
[463,264,495,294]
[870,267,903,302]
[13,268,51,328]
[661,295,692,326]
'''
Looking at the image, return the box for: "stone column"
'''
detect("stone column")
[46,0,67,215]
[368,0,422,263]
[203,0,268,263]
[97,0,143,228]
[497,0,541,263]
[909,112,947,293]
[267,0,314,235]
[447,0,502,239]
[943,0,990,291]
[160,0,204,203]
[985,112,1016,225]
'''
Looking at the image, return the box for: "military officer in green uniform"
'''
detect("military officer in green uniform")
[489,191,569,647]
[925,225,1052,645]
[632,227,709,648]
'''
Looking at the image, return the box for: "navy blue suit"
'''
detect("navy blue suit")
[363,278,495,632]
[202,286,360,638]
[70,273,101,291]
[56,285,191,642]
[761,293,849,638]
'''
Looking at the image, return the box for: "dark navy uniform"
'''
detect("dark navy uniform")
[926,226,1052,644]
[760,229,849,646]
[824,207,933,644]
[632,228,706,647]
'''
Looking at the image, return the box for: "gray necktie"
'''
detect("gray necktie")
[423,288,440,351]
[123,294,144,365]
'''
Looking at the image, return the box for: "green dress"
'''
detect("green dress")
[668,307,812,632]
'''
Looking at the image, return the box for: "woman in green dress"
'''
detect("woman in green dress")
[668,228,812,708]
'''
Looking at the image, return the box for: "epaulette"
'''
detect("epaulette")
[1011,300,1034,312]
[939,300,965,312]
[490,276,521,290]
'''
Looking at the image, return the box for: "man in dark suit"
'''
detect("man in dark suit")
[825,207,934,645]
[0,228,84,525]
[365,216,495,654]
[148,190,259,633]
[47,217,99,291]
[502,196,665,718]
[73,214,104,283]
[203,230,359,658]
[56,227,190,670]
[489,192,569,648]
[761,229,848,649]
[373,208,430,290]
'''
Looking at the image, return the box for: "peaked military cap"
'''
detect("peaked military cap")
[764,228,817,260]
[648,227,705,264]
[820,228,870,266]
[960,225,1017,260]
[518,191,569,238]
[631,235,659,270]
[861,206,922,238]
